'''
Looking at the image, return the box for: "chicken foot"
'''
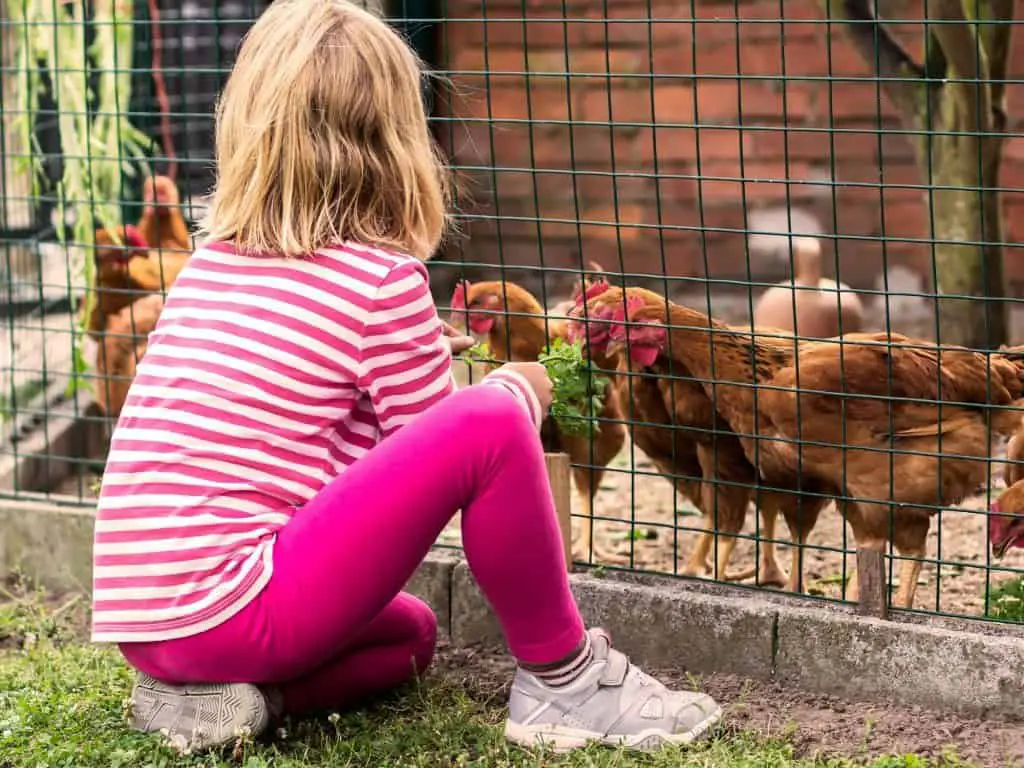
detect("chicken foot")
[682,444,789,585]
[680,507,788,587]
[681,521,713,577]
[845,546,926,609]
[718,505,788,587]
[844,503,930,609]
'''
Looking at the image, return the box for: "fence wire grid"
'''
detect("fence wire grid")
[2,0,1024,625]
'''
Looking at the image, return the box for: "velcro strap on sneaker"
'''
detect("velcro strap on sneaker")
[598,649,629,687]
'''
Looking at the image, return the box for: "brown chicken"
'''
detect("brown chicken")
[567,279,717,576]
[449,279,626,561]
[990,478,1024,559]
[137,175,193,258]
[568,282,796,587]
[94,293,165,417]
[1002,417,1024,488]
[87,224,154,337]
[577,285,1024,609]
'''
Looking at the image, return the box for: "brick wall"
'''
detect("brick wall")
[430,0,1024,305]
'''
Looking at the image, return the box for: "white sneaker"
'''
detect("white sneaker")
[504,628,722,752]
[128,672,270,752]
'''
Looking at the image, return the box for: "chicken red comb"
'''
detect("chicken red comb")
[575,279,611,308]
[624,294,649,319]
[123,225,147,250]
[451,279,471,310]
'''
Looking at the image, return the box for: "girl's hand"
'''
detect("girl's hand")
[441,321,476,356]
[500,362,554,415]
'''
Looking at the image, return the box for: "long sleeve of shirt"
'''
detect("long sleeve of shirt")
[357,260,542,436]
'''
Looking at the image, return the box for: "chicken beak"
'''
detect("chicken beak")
[992,538,1010,560]
[448,308,467,330]
[605,338,625,358]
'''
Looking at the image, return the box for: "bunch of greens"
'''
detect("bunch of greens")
[458,338,609,437]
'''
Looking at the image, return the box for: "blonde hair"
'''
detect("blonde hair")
[198,0,450,259]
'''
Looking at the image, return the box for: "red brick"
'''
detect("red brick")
[528,125,576,169]
[579,203,651,242]
[578,82,695,128]
[694,127,748,163]
[443,16,590,49]
[825,81,901,124]
[747,128,835,163]
[735,28,870,78]
[651,42,698,76]
[443,124,529,167]
[568,124,657,170]
[582,9,693,47]
[445,45,527,75]
[879,192,928,240]
[574,173,657,204]
[567,46,656,77]
[694,79,814,122]
[1004,137,1024,165]
[626,126,700,167]
[451,71,571,123]
[654,175,700,207]
[734,0,820,21]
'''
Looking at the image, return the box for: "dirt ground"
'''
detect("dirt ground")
[431,638,1024,766]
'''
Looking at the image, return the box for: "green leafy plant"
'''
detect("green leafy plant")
[538,337,608,438]
[5,0,153,395]
[985,576,1024,622]
[459,342,495,365]
[456,338,610,438]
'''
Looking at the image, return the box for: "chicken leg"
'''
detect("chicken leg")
[720,504,788,587]
[844,504,930,609]
[572,486,595,563]
[681,522,713,577]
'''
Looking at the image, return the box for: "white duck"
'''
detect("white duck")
[753,236,865,339]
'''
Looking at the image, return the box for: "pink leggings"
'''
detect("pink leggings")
[120,384,586,716]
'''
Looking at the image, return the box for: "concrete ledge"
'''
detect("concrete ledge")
[570,575,777,679]
[404,551,457,637]
[4,502,1024,720]
[0,500,95,592]
[775,606,1024,719]
[450,561,775,678]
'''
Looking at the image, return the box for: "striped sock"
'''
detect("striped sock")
[522,632,594,688]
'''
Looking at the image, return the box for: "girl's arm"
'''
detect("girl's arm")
[357,260,541,437]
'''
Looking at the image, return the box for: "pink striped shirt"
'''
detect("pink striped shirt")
[91,241,541,643]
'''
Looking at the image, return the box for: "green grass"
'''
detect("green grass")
[985,575,1024,622]
[0,596,978,768]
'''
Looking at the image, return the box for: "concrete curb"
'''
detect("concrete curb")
[4,502,1024,720]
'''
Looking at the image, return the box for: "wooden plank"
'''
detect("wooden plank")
[545,451,573,572]
[855,548,889,619]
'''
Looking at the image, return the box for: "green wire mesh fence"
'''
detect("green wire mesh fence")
[2,0,1024,625]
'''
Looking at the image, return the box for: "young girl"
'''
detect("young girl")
[92,0,722,754]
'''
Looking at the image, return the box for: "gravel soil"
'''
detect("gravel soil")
[433,638,1024,766]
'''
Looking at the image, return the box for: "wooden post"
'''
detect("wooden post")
[545,452,573,571]
[855,549,889,619]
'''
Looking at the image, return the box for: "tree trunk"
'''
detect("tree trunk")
[914,92,1008,350]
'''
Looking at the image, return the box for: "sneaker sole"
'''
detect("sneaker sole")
[130,673,269,752]
[504,705,723,753]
